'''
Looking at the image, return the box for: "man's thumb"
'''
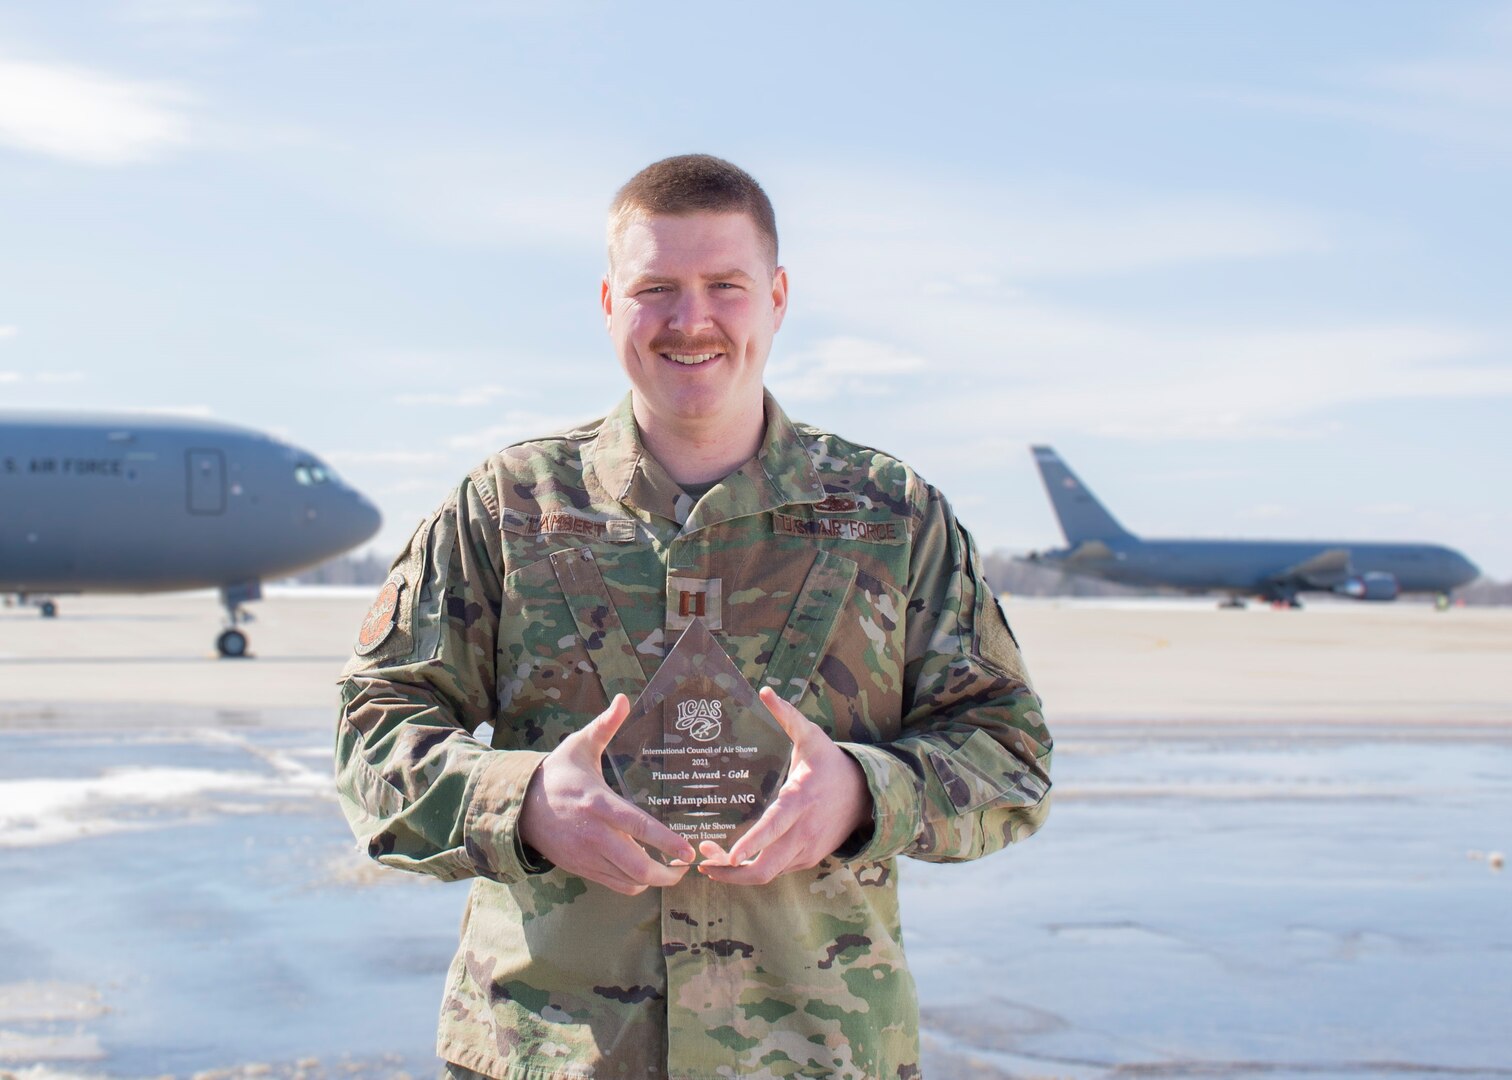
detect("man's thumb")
[759,686,810,749]
[585,693,632,752]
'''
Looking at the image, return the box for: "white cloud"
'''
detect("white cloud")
[765,165,1512,447]
[766,336,927,402]
[364,145,616,250]
[132,404,216,417]
[0,370,85,384]
[788,285,1509,448]
[329,449,449,468]
[1236,503,1297,521]
[0,325,16,340]
[907,304,1505,444]
[781,170,1329,288]
[1217,19,1512,153]
[375,478,451,498]
[1370,60,1512,109]
[113,1,258,53]
[117,0,257,23]
[1356,502,1415,517]
[447,409,593,452]
[0,57,191,165]
[395,384,510,407]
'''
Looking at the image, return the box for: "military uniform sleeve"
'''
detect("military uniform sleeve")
[839,480,1052,864]
[334,475,548,884]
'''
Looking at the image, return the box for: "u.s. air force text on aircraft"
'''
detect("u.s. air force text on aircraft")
[2,411,381,656]
[4,456,129,476]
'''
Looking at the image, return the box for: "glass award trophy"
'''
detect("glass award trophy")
[604,618,791,860]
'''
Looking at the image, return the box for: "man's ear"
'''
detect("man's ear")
[600,276,613,331]
[770,266,789,333]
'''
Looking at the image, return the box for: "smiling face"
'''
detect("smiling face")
[602,211,788,449]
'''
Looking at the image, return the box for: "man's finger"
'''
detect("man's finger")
[696,839,737,866]
[700,830,806,885]
[596,830,691,889]
[599,794,696,864]
[582,693,631,752]
[723,800,799,867]
[575,858,651,896]
[759,686,817,749]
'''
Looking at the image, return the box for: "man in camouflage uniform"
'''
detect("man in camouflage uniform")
[336,155,1052,1079]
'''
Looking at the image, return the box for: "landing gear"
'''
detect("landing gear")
[1219,596,1247,609]
[216,628,249,658]
[17,595,59,617]
[217,580,261,659]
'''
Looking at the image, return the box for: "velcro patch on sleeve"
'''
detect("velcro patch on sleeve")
[814,492,873,513]
[354,571,406,655]
[772,512,904,544]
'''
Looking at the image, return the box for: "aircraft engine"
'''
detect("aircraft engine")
[1334,571,1400,601]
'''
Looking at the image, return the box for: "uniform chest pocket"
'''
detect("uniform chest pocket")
[757,550,908,743]
[496,549,648,749]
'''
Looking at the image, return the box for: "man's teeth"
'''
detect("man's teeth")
[666,353,718,365]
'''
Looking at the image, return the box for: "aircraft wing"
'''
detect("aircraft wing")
[1275,547,1354,588]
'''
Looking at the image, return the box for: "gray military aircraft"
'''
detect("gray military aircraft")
[1,411,381,655]
[1025,445,1479,607]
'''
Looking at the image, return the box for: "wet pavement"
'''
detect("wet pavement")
[3,712,1508,1079]
[2,594,1509,1078]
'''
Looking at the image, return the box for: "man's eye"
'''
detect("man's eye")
[639,285,670,295]
[711,282,739,290]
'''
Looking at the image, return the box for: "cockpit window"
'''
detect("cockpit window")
[294,463,335,485]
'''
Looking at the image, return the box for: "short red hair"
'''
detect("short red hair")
[608,154,778,271]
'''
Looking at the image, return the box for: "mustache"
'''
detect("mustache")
[648,333,732,356]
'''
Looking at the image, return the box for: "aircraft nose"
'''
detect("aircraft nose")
[348,491,383,547]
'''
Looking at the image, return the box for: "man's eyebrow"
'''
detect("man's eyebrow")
[626,269,756,287]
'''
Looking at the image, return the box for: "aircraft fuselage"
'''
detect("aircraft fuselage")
[1,412,381,594]
[1027,445,1481,602]
[1038,537,1479,597]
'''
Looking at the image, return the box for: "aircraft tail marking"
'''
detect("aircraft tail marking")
[1030,446,1134,544]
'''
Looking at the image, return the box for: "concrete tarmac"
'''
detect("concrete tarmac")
[1,590,1509,1079]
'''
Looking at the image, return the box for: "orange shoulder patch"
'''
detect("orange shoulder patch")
[355,571,405,655]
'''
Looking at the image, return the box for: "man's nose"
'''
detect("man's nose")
[668,289,713,334]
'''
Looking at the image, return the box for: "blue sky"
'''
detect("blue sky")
[2,1,1510,577]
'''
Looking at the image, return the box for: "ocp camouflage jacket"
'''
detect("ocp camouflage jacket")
[336,391,1052,1080]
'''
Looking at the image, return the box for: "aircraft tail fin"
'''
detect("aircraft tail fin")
[1031,446,1135,544]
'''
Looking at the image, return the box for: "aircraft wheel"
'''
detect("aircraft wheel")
[1287,598,1305,610]
[39,600,57,618]
[216,628,249,658]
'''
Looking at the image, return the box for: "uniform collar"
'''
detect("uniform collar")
[585,390,825,531]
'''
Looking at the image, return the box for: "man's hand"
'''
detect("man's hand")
[519,693,695,895]
[697,687,873,885]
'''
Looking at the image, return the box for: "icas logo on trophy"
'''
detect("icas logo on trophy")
[675,698,723,742]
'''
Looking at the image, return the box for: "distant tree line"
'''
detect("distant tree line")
[1455,577,1512,606]
[978,550,1162,598]
[284,549,393,586]
[288,549,1509,605]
